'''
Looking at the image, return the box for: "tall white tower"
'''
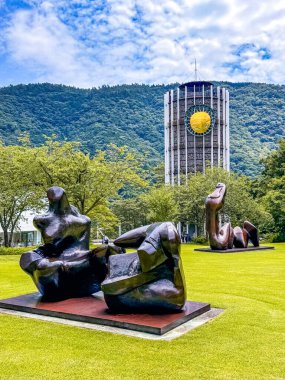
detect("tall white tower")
[164,81,230,184]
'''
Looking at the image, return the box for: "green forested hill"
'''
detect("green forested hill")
[220,82,285,175]
[0,82,284,176]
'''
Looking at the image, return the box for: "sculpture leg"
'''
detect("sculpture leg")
[233,226,249,248]
[243,221,259,247]
[104,277,185,313]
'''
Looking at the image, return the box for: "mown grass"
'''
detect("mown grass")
[0,244,285,380]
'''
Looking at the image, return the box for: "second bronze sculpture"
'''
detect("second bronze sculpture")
[206,183,259,250]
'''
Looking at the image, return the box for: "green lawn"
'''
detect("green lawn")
[0,244,285,380]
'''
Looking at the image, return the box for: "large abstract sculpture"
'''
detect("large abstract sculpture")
[20,187,117,300]
[101,222,186,312]
[20,187,186,314]
[206,183,259,250]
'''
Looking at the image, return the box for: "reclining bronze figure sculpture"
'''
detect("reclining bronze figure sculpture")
[20,187,186,312]
[206,183,259,250]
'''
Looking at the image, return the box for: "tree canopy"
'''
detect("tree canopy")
[0,144,42,246]
[254,139,285,241]
[113,167,274,238]
[0,139,148,245]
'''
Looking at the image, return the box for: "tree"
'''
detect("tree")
[112,167,273,238]
[112,197,148,234]
[256,140,285,240]
[0,144,42,246]
[112,186,178,232]
[140,186,179,223]
[112,186,178,235]
[90,203,120,240]
[261,139,285,180]
[261,190,285,237]
[32,138,147,236]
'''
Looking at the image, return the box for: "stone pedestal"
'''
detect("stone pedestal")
[0,292,210,335]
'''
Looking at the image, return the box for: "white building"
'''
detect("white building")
[0,211,41,247]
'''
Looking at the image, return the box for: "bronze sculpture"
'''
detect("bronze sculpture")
[101,222,186,312]
[20,187,186,313]
[206,183,259,250]
[20,187,118,300]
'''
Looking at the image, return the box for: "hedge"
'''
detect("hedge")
[0,246,37,255]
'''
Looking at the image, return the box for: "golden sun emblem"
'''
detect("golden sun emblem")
[190,111,211,134]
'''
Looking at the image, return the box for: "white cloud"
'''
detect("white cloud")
[1,0,285,87]
[4,5,95,87]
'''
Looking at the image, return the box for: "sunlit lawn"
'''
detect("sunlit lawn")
[0,244,285,380]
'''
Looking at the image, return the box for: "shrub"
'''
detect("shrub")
[0,246,37,255]
[260,232,285,243]
[271,232,285,243]
[191,235,208,245]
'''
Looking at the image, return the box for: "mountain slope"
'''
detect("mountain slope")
[0,82,284,176]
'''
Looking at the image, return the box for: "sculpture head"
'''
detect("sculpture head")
[33,186,91,246]
[46,186,71,215]
[205,183,227,212]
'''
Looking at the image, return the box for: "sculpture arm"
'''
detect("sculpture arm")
[20,250,63,275]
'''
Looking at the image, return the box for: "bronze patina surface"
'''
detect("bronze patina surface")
[101,222,187,313]
[20,187,116,300]
[20,188,187,314]
[206,183,260,250]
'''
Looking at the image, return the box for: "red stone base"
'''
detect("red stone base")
[0,293,210,335]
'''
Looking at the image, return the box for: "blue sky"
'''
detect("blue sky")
[0,0,284,88]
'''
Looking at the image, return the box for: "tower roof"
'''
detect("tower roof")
[179,81,213,89]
